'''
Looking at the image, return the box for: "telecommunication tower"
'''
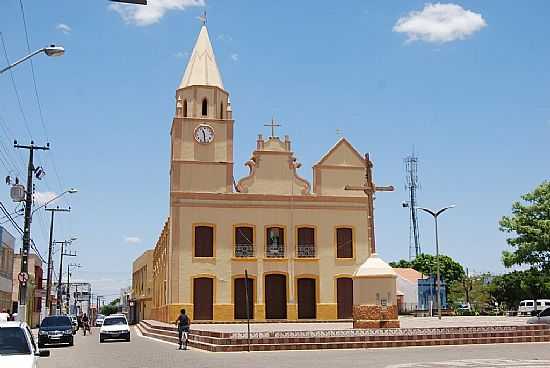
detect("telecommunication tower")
[404,152,421,259]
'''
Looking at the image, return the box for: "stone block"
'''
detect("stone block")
[380,320,400,328]
[381,305,398,320]
[353,320,380,329]
[353,305,381,320]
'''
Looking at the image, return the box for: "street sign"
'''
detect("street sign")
[18,272,29,283]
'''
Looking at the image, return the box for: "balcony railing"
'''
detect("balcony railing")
[266,243,285,258]
[297,244,316,258]
[235,243,254,258]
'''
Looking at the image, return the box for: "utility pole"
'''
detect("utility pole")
[14,140,49,322]
[55,239,76,314]
[67,263,80,314]
[45,206,70,315]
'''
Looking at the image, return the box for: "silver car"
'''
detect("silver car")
[527,307,550,324]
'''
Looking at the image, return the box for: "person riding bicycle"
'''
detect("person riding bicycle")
[81,313,90,336]
[174,309,190,350]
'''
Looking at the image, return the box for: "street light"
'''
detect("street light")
[55,237,77,314]
[0,45,65,75]
[34,188,78,215]
[417,205,456,320]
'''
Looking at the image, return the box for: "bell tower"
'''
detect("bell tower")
[170,24,234,193]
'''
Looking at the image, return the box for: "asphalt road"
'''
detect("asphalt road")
[39,327,550,368]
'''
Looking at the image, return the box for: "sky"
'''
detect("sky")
[0,0,549,301]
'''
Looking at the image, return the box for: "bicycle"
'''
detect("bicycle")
[82,322,91,336]
[178,330,189,350]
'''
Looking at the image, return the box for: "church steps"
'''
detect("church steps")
[137,320,550,352]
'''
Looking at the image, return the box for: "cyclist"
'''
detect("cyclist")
[174,309,190,350]
[81,313,91,336]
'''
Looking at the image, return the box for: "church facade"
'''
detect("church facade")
[148,25,397,322]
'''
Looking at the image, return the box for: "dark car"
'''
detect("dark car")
[38,315,74,348]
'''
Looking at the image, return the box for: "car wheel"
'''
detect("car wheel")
[69,338,74,347]
[126,336,131,342]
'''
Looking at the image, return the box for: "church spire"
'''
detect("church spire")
[178,24,224,90]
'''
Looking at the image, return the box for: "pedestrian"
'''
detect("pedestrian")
[174,309,191,350]
[0,308,9,322]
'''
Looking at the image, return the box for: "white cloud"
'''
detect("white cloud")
[231,53,239,62]
[34,191,58,206]
[56,23,72,34]
[393,3,487,43]
[124,236,142,244]
[109,0,205,26]
[175,50,189,59]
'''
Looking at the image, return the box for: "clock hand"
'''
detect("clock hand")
[202,130,206,142]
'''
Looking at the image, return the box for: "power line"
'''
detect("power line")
[0,32,33,140]
[17,1,65,195]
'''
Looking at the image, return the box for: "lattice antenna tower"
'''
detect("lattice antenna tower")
[404,151,421,259]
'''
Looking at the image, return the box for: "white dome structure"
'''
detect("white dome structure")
[354,253,396,278]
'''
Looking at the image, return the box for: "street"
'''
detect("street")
[38,327,550,368]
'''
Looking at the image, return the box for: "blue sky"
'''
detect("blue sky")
[0,0,549,300]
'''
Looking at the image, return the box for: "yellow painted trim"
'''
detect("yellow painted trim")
[334,225,356,260]
[232,223,256,258]
[264,224,287,259]
[294,225,317,259]
[230,257,258,262]
[192,222,216,259]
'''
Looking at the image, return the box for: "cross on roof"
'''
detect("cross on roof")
[198,10,207,25]
[264,117,281,138]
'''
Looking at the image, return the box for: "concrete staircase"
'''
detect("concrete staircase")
[137,320,550,352]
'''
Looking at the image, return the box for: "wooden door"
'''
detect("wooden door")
[265,274,287,319]
[193,277,213,320]
[297,278,316,319]
[234,278,254,320]
[337,278,353,319]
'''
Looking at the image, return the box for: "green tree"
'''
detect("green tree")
[499,181,550,271]
[391,253,465,285]
[488,269,550,310]
[100,304,118,316]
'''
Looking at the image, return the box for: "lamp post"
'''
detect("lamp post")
[417,205,455,320]
[67,263,81,314]
[0,45,64,75]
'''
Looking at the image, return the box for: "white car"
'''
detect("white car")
[0,321,50,368]
[519,299,550,316]
[99,315,130,343]
[95,314,105,327]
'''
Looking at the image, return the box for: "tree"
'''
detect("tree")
[499,181,550,271]
[100,304,118,316]
[391,253,465,286]
[488,269,550,310]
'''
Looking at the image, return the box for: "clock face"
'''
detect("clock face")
[194,124,214,144]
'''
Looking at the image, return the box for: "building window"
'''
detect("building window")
[235,226,254,257]
[220,102,224,119]
[297,227,315,258]
[183,99,188,117]
[202,98,208,116]
[194,225,214,257]
[266,227,285,258]
[336,227,353,258]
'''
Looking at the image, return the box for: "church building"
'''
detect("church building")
[148,24,397,323]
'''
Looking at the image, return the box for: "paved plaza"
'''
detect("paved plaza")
[38,326,550,368]
[150,315,531,333]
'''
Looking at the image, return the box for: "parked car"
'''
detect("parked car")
[68,314,78,333]
[527,307,550,325]
[99,315,130,343]
[38,315,74,347]
[95,314,105,327]
[0,321,50,367]
[518,299,550,316]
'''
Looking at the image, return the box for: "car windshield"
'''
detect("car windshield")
[103,317,127,326]
[41,316,71,327]
[96,315,105,319]
[0,327,30,355]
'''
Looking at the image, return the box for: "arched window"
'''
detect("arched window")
[202,98,208,116]
[220,102,224,119]
[183,99,188,117]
